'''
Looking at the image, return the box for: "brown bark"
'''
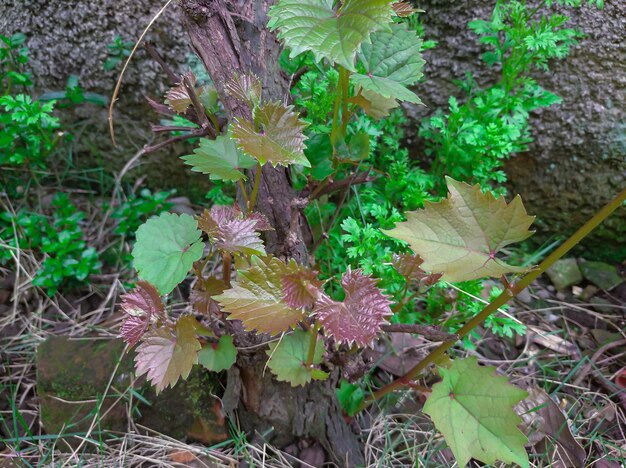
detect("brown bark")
[178,1,363,464]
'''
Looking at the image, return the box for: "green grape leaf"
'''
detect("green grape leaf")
[337,380,365,416]
[232,102,310,167]
[214,256,306,335]
[351,23,424,104]
[268,0,394,71]
[132,213,205,295]
[266,329,325,387]
[423,357,529,468]
[198,335,238,372]
[134,315,201,394]
[180,135,256,182]
[383,177,535,282]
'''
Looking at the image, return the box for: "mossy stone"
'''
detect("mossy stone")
[546,258,583,290]
[36,335,227,448]
[579,261,624,290]
[36,336,134,439]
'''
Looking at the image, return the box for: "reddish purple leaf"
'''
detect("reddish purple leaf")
[119,281,165,348]
[282,265,324,309]
[198,205,269,256]
[165,71,196,114]
[314,269,392,347]
[134,315,200,393]
[392,253,443,286]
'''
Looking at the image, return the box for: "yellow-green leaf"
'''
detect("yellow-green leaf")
[423,357,529,468]
[383,177,535,281]
[213,256,306,335]
[232,102,310,167]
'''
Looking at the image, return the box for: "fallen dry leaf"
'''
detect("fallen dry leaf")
[527,326,580,357]
[517,387,586,468]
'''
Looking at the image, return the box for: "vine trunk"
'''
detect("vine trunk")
[179,0,363,464]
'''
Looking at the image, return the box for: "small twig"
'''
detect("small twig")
[306,171,375,199]
[142,128,205,154]
[572,339,626,387]
[381,323,458,342]
[222,252,232,287]
[289,66,308,89]
[182,75,215,138]
[143,41,179,84]
[109,0,175,145]
[150,124,199,133]
[248,164,263,212]
[305,322,321,367]
[310,171,359,254]
[146,96,176,117]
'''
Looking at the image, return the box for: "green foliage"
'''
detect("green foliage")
[420,0,582,193]
[120,3,608,464]
[132,212,205,295]
[0,194,102,296]
[423,357,529,467]
[198,335,238,372]
[0,94,60,167]
[265,329,326,387]
[268,0,394,71]
[336,380,365,416]
[103,35,133,71]
[351,22,424,104]
[110,189,174,237]
[39,74,108,107]
[181,135,256,182]
[0,33,31,92]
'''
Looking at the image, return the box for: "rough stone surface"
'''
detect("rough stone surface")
[36,336,133,438]
[407,1,626,258]
[0,0,210,193]
[546,258,583,291]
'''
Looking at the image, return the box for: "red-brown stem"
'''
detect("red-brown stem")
[222,252,232,287]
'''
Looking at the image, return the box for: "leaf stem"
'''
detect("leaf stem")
[222,252,232,287]
[330,66,350,150]
[358,186,626,411]
[248,163,262,212]
[305,322,321,367]
[238,179,249,209]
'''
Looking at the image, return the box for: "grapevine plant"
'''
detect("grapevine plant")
[118,1,625,466]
